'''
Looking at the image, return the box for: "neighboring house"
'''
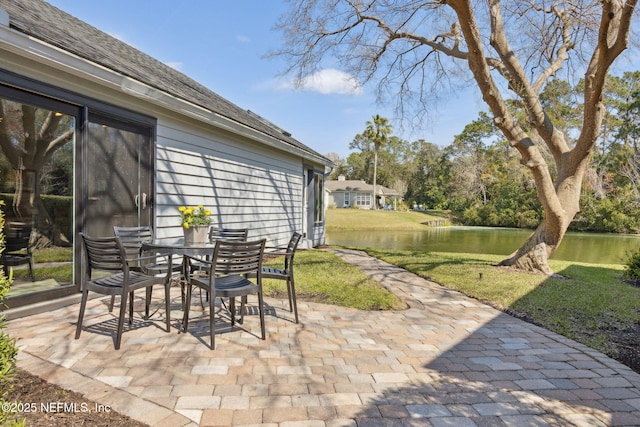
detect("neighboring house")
[326,176,402,210]
[0,0,331,309]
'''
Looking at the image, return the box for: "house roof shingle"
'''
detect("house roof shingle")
[325,179,400,196]
[0,0,329,164]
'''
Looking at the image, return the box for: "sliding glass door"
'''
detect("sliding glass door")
[0,82,155,308]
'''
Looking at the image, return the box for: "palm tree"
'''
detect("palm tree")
[364,115,392,209]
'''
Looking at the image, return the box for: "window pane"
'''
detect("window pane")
[314,172,324,223]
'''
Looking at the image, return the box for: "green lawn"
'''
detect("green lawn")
[262,249,404,311]
[326,208,449,231]
[362,248,639,356]
[320,208,639,367]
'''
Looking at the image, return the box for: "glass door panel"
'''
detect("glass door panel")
[0,90,77,306]
[85,115,152,237]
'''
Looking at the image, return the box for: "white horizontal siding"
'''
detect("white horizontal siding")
[329,192,347,208]
[153,115,307,247]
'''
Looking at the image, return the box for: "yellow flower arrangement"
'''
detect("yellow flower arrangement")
[178,205,213,229]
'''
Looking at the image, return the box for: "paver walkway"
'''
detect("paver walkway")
[5,248,640,426]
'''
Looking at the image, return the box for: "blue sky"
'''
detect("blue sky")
[44,0,486,158]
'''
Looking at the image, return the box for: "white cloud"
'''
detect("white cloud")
[236,35,251,43]
[281,69,363,95]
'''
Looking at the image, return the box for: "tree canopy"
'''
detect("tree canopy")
[334,73,640,234]
[274,0,638,275]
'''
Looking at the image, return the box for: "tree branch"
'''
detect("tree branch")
[44,129,73,160]
[449,0,568,226]
[575,0,638,163]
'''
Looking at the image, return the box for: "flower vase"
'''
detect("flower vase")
[183,226,209,244]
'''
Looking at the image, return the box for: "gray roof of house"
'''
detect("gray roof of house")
[326,179,400,196]
[0,0,329,164]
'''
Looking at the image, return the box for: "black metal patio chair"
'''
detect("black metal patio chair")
[209,227,248,242]
[113,225,183,308]
[248,232,302,323]
[182,238,266,349]
[75,232,173,350]
[2,221,35,281]
[189,226,249,278]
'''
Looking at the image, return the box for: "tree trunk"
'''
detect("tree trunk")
[499,159,586,275]
[11,169,66,248]
[373,150,378,210]
[498,224,559,276]
[446,1,621,275]
[34,195,70,248]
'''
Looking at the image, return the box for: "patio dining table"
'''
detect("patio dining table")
[141,237,214,258]
[141,238,216,319]
[141,237,216,283]
[142,237,263,337]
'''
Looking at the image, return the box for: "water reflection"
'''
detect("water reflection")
[327,226,640,264]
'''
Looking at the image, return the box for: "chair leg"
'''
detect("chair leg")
[289,276,299,324]
[198,288,206,309]
[28,259,35,282]
[182,284,193,333]
[209,287,216,350]
[164,284,171,332]
[115,291,128,350]
[257,291,266,340]
[229,297,236,326]
[75,290,89,339]
[108,295,116,312]
[128,291,135,325]
[145,287,152,320]
[238,296,247,324]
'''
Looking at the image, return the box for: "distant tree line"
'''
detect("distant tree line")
[329,71,640,234]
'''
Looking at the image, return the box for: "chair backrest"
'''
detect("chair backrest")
[4,222,32,253]
[209,227,248,243]
[80,233,125,275]
[284,232,303,270]
[212,239,265,277]
[113,225,154,259]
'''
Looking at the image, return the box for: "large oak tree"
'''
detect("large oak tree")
[274,0,638,275]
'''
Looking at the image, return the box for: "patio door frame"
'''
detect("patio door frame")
[303,166,326,246]
[82,111,155,236]
[76,106,156,294]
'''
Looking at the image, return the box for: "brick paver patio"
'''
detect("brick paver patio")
[5,248,640,426]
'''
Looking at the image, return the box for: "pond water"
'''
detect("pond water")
[326,226,640,265]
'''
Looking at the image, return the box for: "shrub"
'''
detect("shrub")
[623,249,640,284]
[517,209,541,228]
[0,202,21,426]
